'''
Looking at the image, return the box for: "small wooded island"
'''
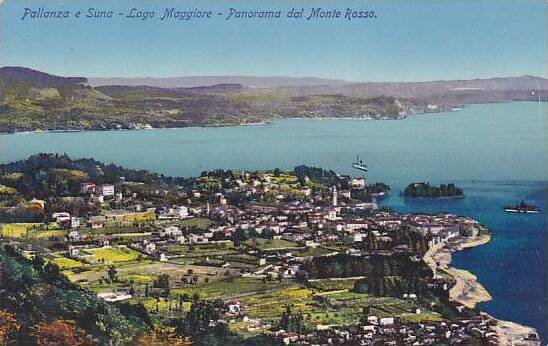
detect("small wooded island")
[403,182,463,198]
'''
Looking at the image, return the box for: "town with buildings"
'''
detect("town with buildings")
[0,154,540,345]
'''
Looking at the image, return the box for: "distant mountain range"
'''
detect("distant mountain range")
[88,75,352,88]
[0,66,546,133]
[88,73,548,94]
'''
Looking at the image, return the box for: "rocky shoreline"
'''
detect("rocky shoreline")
[424,234,541,345]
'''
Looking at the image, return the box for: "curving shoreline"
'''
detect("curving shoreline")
[424,234,541,345]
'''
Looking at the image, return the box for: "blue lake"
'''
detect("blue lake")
[382,181,545,341]
[1,102,545,339]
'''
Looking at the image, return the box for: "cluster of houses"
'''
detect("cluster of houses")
[271,313,504,345]
[80,182,115,196]
[57,174,482,278]
[408,214,479,247]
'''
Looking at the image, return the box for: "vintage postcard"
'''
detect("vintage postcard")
[0,1,545,345]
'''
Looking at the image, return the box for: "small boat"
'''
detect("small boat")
[352,155,368,172]
[504,201,540,214]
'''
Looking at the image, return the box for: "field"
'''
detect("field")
[224,253,261,269]
[309,278,358,292]
[49,253,85,269]
[85,246,142,263]
[119,274,156,284]
[244,238,301,250]
[243,287,441,326]
[108,212,156,222]
[292,246,335,257]
[179,218,215,230]
[67,260,233,294]
[268,174,298,184]
[167,276,443,328]
[50,168,89,181]
[172,277,295,300]
[0,223,66,239]
[161,242,235,256]
[29,229,67,239]
[401,312,444,323]
[52,248,445,333]
[64,260,158,285]
[0,223,42,237]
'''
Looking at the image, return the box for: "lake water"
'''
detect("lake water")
[0,102,545,339]
[383,181,545,341]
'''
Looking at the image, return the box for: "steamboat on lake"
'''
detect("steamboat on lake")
[503,201,540,214]
[352,155,368,172]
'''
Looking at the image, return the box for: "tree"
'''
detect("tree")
[174,300,224,338]
[154,274,170,289]
[32,255,45,272]
[279,306,291,330]
[359,306,371,324]
[233,228,247,247]
[107,265,117,283]
[0,310,20,345]
[261,228,275,239]
[42,262,60,282]
[33,319,87,346]
[278,305,304,334]
[342,234,354,247]
[295,270,309,284]
[353,279,369,294]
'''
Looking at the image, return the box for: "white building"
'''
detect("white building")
[176,206,189,218]
[97,292,132,302]
[70,217,80,229]
[187,233,208,244]
[68,245,80,257]
[161,226,182,237]
[158,205,188,219]
[379,317,395,327]
[145,242,156,253]
[99,184,115,197]
[68,230,80,241]
[351,177,366,189]
[52,212,70,222]
[227,300,241,314]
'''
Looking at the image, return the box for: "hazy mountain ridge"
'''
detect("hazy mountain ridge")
[89,73,547,93]
[263,75,547,100]
[0,66,545,133]
[88,75,351,88]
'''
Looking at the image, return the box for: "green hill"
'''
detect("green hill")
[0,245,150,345]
